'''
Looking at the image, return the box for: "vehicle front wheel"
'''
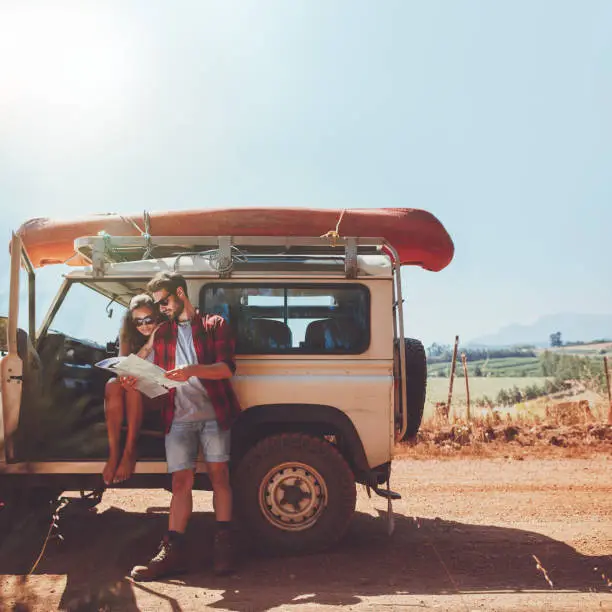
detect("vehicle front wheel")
[233,433,357,555]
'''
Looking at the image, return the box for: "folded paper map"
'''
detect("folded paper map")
[95,354,187,398]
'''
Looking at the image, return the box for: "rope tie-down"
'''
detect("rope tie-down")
[320,209,346,247]
[118,210,154,259]
[93,210,154,264]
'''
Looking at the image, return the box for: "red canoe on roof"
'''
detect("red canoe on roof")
[15,207,454,272]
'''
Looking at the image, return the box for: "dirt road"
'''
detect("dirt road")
[1,456,611,611]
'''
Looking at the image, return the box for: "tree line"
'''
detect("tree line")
[426,343,536,363]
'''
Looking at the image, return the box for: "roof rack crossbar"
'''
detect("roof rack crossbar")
[74,235,390,278]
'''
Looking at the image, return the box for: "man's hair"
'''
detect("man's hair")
[146,272,188,298]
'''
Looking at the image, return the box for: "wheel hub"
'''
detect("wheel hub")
[259,462,328,532]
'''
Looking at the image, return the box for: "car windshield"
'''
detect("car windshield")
[46,282,127,347]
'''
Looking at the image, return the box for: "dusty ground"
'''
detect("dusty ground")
[1,455,611,611]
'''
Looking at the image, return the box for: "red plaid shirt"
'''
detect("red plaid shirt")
[153,313,241,434]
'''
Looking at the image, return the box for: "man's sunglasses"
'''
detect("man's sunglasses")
[154,293,173,307]
[134,316,155,327]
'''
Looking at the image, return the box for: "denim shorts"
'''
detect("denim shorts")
[165,419,230,473]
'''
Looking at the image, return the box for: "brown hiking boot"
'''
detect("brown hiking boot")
[130,536,187,582]
[213,529,234,575]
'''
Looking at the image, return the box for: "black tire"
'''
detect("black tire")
[233,433,356,555]
[402,338,427,441]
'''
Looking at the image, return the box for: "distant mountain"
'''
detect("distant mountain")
[469,313,612,348]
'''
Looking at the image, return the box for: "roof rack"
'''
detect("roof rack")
[73,235,392,279]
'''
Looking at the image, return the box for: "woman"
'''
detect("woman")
[103,294,160,485]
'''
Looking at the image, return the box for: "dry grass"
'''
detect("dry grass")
[397,394,612,460]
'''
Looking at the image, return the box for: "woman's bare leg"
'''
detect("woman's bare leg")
[103,379,125,485]
[114,387,143,483]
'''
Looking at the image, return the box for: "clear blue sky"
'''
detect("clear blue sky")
[1,0,610,346]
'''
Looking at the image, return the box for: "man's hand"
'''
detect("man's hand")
[165,363,233,381]
[119,376,138,390]
[165,365,196,382]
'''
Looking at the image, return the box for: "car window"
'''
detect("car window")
[201,284,369,354]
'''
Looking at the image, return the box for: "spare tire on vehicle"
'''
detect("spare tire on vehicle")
[401,338,427,441]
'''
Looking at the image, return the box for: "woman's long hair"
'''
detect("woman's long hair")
[119,294,159,354]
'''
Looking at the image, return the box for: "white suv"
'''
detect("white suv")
[0,229,444,554]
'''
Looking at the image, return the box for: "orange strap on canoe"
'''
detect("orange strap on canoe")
[320,209,346,247]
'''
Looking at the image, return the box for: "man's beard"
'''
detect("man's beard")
[173,299,185,319]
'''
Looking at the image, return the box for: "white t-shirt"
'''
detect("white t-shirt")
[173,321,216,422]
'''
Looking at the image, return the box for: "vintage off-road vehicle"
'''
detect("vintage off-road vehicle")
[0,208,453,554]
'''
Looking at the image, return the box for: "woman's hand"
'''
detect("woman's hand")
[137,324,161,359]
[145,324,161,347]
[119,375,138,390]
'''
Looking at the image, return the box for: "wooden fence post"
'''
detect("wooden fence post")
[462,352,471,421]
[446,335,459,418]
[604,356,612,425]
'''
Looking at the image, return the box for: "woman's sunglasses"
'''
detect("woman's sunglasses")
[134,316,155,327]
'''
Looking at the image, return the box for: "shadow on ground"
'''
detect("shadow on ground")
[0,501,610,611]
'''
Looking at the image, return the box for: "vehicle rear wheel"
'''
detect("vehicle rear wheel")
[234,433,356,555]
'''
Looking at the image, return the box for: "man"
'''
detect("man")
[130,272,241,581]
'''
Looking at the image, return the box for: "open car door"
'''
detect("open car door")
[0,233,24,460]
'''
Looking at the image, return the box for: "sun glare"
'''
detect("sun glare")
[0,4,142,131]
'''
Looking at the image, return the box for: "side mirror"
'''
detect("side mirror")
[0,316,8,353]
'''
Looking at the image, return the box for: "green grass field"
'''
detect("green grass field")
[422,344,610,421]
[427,341,612,378]
[425,376,550,406]
[428,356,542,378]
[423,375,552,420]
